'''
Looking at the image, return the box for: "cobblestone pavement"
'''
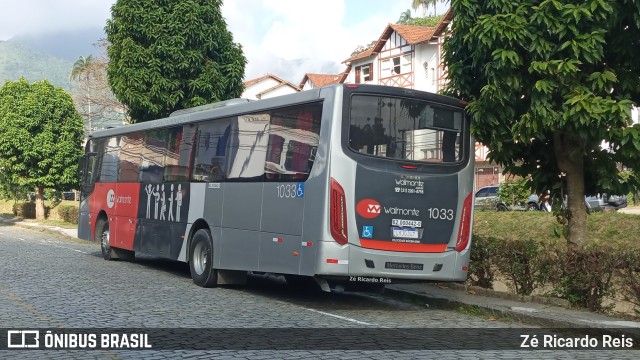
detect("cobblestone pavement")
[0,224,637,359]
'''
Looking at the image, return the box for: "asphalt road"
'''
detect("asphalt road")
[0,224,637,359]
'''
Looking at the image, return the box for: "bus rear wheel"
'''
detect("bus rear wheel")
[189,229,218,288]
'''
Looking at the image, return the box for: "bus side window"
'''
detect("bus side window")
[265,104,322,181]
[163,126,192,182]
[192,119,231,182]
[118,132,143,182]
[140,129,169,183]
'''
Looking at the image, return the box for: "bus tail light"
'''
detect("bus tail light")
[330,178,348,245]
[455,192,473,252]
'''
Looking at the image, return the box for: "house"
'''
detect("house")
[341,10,452,93]
[338,10,500,188]
[242,74,300,100]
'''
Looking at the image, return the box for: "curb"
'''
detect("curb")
[444,282,571,308]
[383,286,574,328]
[384,285,640,336]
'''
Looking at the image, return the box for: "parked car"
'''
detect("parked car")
[474,185,500,211]
[585,194,627,212]
[474,185,540,211]
[62,191,76,201]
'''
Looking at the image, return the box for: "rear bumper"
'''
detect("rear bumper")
[314,240,469,282]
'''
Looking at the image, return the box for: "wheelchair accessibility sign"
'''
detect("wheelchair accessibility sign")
[361,226,374,238]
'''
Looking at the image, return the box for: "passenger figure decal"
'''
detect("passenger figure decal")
[168,184,175,221]
[141,183,189,222]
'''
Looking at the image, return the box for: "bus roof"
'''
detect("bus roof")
[88,84,464,139]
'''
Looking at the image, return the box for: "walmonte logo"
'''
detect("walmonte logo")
[356,199,381,219]
[383,206,420,217]
[395,178,424,187]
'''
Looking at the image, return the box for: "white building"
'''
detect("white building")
[341,11,452,93]
[242,74,300,100]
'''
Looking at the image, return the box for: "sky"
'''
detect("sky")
[0,0,446,84]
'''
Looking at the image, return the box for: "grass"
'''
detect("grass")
[473,210,640,247]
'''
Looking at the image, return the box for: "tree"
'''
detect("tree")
[398,9,413,24]
[70,55,95,131]
[70,46,130,131]
[0,78,84,219]
[105,0,247,123]
[443,0,640,249]
[412,0,429,16]
[412,0,448,16]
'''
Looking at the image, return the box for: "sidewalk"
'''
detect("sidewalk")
[0,217,79,239]
[3,218,640,330]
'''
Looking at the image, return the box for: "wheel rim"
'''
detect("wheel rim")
[192,241,208,276]
[101,227,110,254]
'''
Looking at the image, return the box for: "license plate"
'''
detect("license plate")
[392,219,422,228]
[392,227,419,239]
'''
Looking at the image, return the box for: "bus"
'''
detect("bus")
[78,84,474,291]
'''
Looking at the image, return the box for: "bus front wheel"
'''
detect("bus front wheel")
[96,218,112,261]
[189,229,218,288]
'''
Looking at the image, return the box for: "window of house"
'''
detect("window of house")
[355,63,372,83]
[392,57,401,75]
[361,64,371,82]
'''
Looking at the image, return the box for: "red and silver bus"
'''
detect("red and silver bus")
[78,84,474,291]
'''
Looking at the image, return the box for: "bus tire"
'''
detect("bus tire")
[189,229,218,288]
[96,218,113,261]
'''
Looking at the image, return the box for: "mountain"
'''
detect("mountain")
[10,28,105,62]
[0,40,74,91]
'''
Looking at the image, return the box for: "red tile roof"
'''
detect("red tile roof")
[299,73,342,89]
[343,23,438,64]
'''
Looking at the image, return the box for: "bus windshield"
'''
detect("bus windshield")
[348,95,463,163]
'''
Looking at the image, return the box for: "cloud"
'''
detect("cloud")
[222,0,408,84]
[1,0,412,85]
[0,0,112,40]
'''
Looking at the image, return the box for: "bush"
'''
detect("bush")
[467,235,499,289]
[618,248,640,316]
[11,202,51,219]
[494,238,553,296]
[56,205,79,224]
[549,245,621,311]
[13,202,35,218]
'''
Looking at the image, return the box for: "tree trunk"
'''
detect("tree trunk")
[553,132,588,249]
[35,186,46,220]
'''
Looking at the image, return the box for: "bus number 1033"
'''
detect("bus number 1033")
[276,184,304,199]
[426,207,454,221]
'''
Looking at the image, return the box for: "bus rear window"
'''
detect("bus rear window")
[348,95,463,163]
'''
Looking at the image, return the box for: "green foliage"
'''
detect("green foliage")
[12,202,50,219]
[618,249,640,315]
[0,78,84,194]
[467,235,498,288]
[443,0,640,246]
[406,15,443,27]
[494,238,552,296]
[105,0,247,122]
[497,177,532,206]
[549,245,620,311]
[472,212,640,312]
[56,205,79,224]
